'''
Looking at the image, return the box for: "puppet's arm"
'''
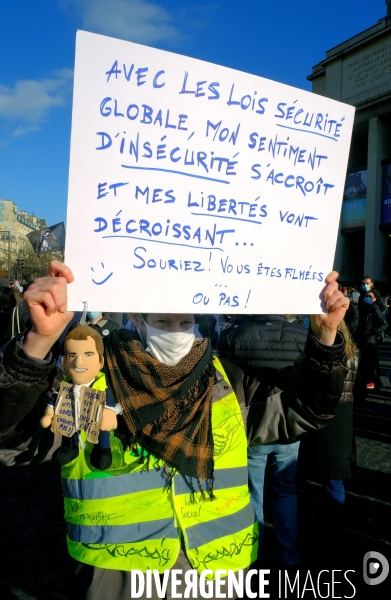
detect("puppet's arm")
[100,388,117,431]
[40,391,57,429]
[40,406,54,429]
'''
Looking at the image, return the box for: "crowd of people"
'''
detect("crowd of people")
[0,263,387,598]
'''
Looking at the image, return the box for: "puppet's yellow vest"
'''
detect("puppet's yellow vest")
[61,359,258,576]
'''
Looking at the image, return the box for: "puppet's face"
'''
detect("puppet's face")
[62,336,104,385]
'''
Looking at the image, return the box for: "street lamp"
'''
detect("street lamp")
[17,258,24,282]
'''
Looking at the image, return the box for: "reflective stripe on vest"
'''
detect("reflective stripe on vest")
[186,504,256,550]
[62,468,170,500]
[68,517,177,544]
[63,466,245,501]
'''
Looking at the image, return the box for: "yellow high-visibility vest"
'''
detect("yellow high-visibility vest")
[61,359,258,576]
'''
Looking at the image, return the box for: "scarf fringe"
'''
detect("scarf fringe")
[180,474,216,502]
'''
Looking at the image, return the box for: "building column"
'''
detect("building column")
[333,215,346,279]
[364,116,387,280]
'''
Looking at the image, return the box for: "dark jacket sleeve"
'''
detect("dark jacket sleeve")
[246,330,348,445]
[344,303,359,337]
[0,334,59,462]
[371,305,388,339]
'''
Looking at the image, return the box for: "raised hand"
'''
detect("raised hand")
[23,260,75,358]
[310,271,350,346]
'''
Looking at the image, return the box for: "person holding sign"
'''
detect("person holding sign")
[0,260,349,599]
[40,325,118,470]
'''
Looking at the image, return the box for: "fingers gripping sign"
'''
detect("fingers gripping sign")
[23,261,75,359]
[310,271,350,346]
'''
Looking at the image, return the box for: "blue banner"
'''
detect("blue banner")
[342,198,366,229]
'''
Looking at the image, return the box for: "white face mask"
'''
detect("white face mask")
[144,320,195,366]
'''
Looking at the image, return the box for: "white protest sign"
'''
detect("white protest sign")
[65,30,355,314]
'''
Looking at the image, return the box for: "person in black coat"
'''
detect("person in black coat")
[355,291,387,389]
[298,319,366,504]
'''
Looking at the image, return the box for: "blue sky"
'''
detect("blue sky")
[0,0,387,226]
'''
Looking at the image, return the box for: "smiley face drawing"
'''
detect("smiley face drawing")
[91,263,113,285]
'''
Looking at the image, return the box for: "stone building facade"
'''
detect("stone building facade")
[308,8,391,289]
[0,199,46,276]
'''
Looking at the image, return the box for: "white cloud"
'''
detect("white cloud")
[0,68,73,137]
[11,125,41,139]
[61,0,181,45]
